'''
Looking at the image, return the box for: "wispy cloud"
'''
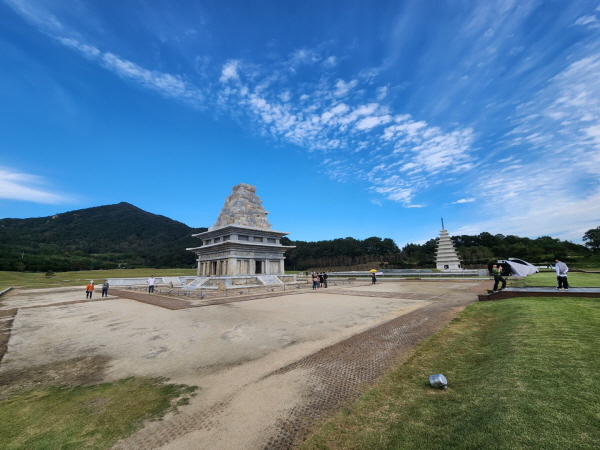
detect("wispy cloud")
[463,50,600,240]
[5,1,480,208]
[575,14,600,29]
[0,168,73,204]
[453,198,475,204]
[5,0,600,239]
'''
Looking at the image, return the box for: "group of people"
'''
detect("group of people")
[83,260,574,299]
[489,258,569,292]
[311,272,328,289]
[85,275,157,298]
[85,280,110,299]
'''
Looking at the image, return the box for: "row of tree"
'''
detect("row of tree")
[283,228,600,271]
[1,198,598,273]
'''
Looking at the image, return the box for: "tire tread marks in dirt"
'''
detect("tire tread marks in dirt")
[261,290,480,449]
[0,308,18,363]
[111,281,487,450]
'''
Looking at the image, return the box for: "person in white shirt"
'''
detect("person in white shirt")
[555,259,569,291]
[147,275,156,293]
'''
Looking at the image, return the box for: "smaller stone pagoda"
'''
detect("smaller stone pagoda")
[435,222,461,271]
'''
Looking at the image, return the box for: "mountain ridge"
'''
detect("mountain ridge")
[0,202,208,271]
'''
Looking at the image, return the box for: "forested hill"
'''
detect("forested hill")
[0,202,207,271]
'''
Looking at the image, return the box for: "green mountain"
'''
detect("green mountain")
[0,202,207,271]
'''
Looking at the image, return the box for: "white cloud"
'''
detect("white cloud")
[574,15,600,28]
[333,79,358,96]
[454,185,600,242]
[376,86,388,100]
[0,168,73,204]
[57,37,100,59]
[322,56,337,68]
[220,60,240,83]
[102,53,203,103]
[452,198,475,204]
[355,114,392,130]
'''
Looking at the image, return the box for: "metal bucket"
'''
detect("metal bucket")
[429,374,448,389]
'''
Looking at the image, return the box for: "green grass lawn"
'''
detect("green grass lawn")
[514,271,600,287]
[0,378,197,450]
[0,269,197,290]
[301,296,600,450]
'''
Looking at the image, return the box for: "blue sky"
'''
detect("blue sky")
[1,0,600,246]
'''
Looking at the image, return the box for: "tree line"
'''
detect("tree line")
[283,228,600,271]
[2,199,598,273]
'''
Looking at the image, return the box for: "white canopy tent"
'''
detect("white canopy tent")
[501,258,539,277]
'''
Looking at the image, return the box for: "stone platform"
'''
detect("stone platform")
[479,286,600,301]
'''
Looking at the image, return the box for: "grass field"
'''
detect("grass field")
[513,270,600,287]
[0,269,197,290]
[300,296,600,450]
[0,378,197,450]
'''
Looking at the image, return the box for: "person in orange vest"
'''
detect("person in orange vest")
[86,281,95,299]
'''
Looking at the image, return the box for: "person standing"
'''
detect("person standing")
[101,279,109,297]
[491,264,506,292]
[323,272,328,288]
[86,281,94,299]
[147,275,156,293]
[555,258,569,290]
[371,272,377,284]
[318,272,324,288]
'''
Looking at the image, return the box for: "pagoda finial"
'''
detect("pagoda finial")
[441,217,445,230]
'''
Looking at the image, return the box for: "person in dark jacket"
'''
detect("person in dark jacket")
[491,265,506,292]
[101,279,109,297]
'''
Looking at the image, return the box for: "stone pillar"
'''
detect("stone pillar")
[250,259,256,275]
[228,258,237,276]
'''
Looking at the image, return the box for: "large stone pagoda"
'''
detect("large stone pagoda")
[435,225,462,271]
[187,184,295,285]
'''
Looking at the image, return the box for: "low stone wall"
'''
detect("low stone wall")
[278,275,296,283]
[0,287,12,296]
[206,277,259,286]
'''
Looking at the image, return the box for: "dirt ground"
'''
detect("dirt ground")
[0,279,487,449]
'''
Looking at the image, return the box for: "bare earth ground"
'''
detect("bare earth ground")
[0,279,487,449]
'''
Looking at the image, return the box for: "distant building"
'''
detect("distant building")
[435,227,461,271]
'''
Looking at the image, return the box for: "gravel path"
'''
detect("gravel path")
[111,280,487,450]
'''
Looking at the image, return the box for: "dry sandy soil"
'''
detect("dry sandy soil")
[0,279,487,449]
